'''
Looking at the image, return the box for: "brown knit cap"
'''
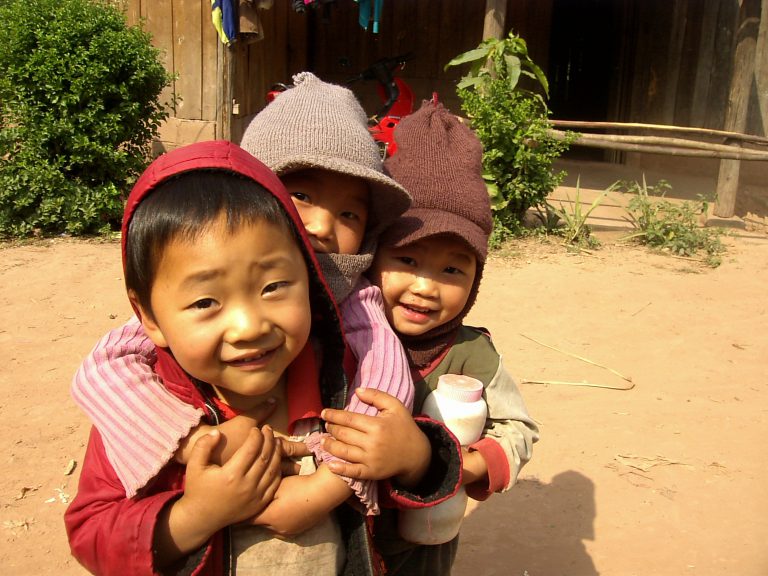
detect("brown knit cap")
[240,72,411,237]
[382,100,492,262]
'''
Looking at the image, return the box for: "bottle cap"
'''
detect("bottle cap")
[436,374,484,402]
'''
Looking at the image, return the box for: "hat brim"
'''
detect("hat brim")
[271,154,411,235]
[381,207,489,261]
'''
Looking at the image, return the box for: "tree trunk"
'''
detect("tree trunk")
[483,0,507,40]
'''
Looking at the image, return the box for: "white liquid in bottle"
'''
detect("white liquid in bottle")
[398,374,487,545]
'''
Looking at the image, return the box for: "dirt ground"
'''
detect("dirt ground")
[1,228,767,575]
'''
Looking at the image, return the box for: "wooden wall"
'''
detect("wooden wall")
[122,0,219,150]
[625,0,739,130]
[229,0,492,143]
[303,0,488,118]
[120,0,764,153]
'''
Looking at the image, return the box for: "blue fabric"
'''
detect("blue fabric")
[211,0,237,45]
[357,0,383,33]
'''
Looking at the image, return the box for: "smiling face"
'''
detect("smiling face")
[369,235,477,337]
[132,214,312,411]
[281,169,369,255]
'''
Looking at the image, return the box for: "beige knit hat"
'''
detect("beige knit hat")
[239,72,411,236]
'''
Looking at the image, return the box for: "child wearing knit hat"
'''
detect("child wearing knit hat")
[68,74,464,544]
[322,101,539,574]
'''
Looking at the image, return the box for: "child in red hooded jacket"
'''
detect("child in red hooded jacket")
[65,141,461,576]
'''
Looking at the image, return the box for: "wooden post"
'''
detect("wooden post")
[216,40,234,141]
[714,0,760,218]
[483,0,507,40]
[756,0,768,129]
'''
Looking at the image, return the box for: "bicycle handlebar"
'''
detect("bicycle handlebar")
[347,53,413,118]
[346,53,413,84]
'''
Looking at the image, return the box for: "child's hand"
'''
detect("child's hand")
[180,426,282,529]
[320,388,431,488]
[175,398,276,465]
[461,447,489,486]
[154,427,282,565]
[277,437,311,476]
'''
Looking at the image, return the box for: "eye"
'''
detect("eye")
[395,255,417,267]
[341,210,361,222]
[263,281,290,295]
[290,192,310,204]
[191,298,216,310]
[444,265,465,276]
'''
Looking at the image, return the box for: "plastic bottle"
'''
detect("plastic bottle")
[398,374,488,545]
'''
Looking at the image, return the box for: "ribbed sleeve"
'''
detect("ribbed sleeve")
[324,280,415,514]
[70,317,203,497]
[343,280,415,414]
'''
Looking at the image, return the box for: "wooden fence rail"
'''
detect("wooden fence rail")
[548,117,768,220]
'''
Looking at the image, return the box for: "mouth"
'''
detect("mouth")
[226,348,277,368]
[399,302,436,323]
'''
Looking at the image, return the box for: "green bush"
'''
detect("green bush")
[446,32,575,240]
[619,178,725,267]
[0,0,173,238]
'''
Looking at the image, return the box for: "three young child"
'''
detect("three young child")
[65,74,537,576]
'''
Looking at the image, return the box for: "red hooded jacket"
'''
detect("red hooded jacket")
[64,141,462,576]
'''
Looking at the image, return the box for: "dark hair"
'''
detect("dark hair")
[125,170,296,318]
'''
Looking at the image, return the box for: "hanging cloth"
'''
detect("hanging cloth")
[356,0,383,33]
[211,0,238,45]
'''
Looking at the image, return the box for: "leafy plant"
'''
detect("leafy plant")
[446,31,550,96]
[0,0,174,238]
[446,31,576,235]
[619,177,725,266]
[546,178,612,248]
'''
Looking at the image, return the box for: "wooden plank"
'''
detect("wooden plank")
[121,0,141,28]
[661,0,686,124]
[672,0,703,127]
[230,41,251,137]
[715,0,761,217]
[157,117,217,149]
[506,0,553,72]
[286,3,308,75]
[201,0,218,121]
[143,1,175,119]
[216,41,234,141]
[690,0,720,126]
[755,0,768,134]
[173,0,203,120]
[706,1,738,130]
[437,0,485,112]
[549,120,768,145]
[551,130,768,161]
[236,0,296,124]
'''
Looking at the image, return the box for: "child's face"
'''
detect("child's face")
[281,169,369,255]
[135,214,312,411]
[369,235,477,337]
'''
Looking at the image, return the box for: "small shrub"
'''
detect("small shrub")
[619,178,725,266]
[446,32,576,236]
[545,178,612,249]
[0,0,174,238]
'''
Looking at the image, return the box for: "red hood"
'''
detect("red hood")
[122,140,327,299]
[120,141,348,413]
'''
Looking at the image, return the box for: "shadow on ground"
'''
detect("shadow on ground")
[453,471,598,576]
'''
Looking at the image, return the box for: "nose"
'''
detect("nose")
[303,207,337,252]
[224,303,270,344]
[409,275,439,298]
